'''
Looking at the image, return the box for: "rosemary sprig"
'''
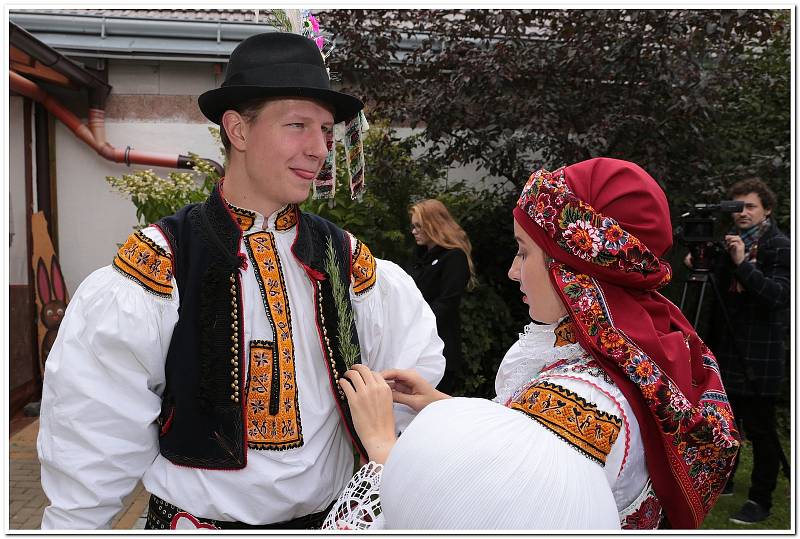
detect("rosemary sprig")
[324,238,361,370]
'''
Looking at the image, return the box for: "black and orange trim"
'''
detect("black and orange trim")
[350,239,377,296]
[510,380,621,465]
[112,230,174,298]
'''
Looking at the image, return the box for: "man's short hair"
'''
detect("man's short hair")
[219,97,274,154]
[727,177,777,211]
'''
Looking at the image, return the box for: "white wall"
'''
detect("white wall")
[9,96,30,285]
[54,119,221,294]
[391,126,505,190]
[109,59,220,96]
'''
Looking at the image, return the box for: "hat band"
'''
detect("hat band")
[224,63,331,90]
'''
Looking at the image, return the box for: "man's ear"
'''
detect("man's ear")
[222,110,247,152]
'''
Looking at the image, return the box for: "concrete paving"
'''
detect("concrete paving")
[8,419,148,530]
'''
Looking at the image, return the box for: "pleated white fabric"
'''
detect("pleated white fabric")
[380,397,621,530]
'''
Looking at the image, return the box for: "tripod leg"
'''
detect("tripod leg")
[680,281,690,311]
[694,280,708,328]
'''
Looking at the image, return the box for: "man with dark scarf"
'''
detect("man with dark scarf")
[703,177,789,524]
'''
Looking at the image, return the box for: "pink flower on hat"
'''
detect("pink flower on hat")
[309,14,320,33]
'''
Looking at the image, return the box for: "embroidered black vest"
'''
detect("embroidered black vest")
[156,185,366,469]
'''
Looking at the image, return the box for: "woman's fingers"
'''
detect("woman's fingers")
[338,377,356,401]
[390,390,419,408]
[342,367,367,391]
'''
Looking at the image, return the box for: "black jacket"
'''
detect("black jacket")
[410,245,470,373]
[153,186,366,469]
[709,222,790,396]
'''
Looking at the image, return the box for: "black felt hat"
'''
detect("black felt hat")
[198,32,363,124]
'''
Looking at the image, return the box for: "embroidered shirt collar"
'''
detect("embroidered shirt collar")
[218,179,299,233]
[220,198,297,235]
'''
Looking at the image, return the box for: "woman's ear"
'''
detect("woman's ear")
[221,110,247,152]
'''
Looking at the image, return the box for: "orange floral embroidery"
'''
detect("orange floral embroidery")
[510,380,621,465]
[112,231,173,298]
[227,203,255,232]
[351,240,377,295]
[275,205,298,231]
[554,318,577,347]
[244,232,302,450]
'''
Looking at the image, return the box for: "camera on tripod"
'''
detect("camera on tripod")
[675,200,745,271]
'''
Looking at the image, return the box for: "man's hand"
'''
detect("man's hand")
[339,364,397,464]
[724,234,746,265]
[381,368,450,413]
[683,252,694,269]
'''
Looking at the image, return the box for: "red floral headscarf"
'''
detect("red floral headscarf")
[513,158,739,529]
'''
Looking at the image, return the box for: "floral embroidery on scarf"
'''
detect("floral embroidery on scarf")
[510,380,622,465]
[112,230,173,298]
[517,168,666,278]
[552,264,739,521]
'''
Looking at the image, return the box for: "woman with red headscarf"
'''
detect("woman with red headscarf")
[323,158,739,530]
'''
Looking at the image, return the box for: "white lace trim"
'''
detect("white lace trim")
[322,461,385,530]
[495,320,585,405]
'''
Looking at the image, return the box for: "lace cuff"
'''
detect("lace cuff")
[322,461,385,530]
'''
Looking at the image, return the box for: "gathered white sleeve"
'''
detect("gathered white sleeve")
[351,258,445,432]
[37,265,178,529]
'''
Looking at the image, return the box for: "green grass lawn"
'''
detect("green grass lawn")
[700,437,792,530]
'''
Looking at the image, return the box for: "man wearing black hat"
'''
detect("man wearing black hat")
[37,32,445,530]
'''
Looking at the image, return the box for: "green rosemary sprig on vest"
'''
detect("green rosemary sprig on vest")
[325,237,361,370]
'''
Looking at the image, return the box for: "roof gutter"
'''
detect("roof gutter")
[10,70,224,176]
[10,22,111,108]
[9,11,271,60]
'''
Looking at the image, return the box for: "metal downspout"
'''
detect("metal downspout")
[9,70,224,176]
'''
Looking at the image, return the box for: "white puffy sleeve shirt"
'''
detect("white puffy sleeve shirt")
[38,205,444,529]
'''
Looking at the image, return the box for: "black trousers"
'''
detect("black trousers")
[729,395,780,511]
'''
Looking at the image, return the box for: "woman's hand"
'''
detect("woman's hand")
[339,364,397,464]
[381,368,451,413]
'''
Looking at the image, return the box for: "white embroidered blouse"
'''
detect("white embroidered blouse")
[37,203,445,529]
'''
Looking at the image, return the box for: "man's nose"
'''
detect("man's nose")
[308,130,329,159]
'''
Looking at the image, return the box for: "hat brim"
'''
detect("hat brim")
[198,85,364,125]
